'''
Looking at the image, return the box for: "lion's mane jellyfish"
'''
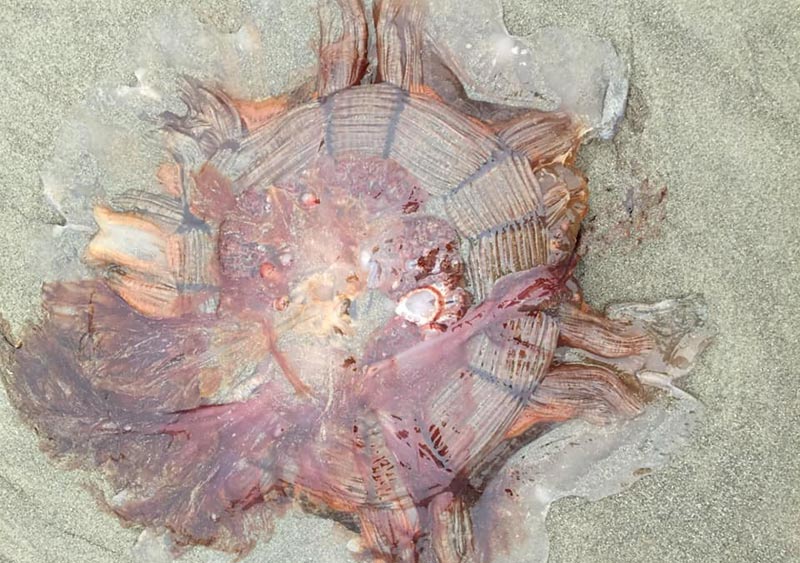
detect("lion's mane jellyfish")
[1,1,711,562]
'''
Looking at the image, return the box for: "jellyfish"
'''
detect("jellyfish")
[1,1,711,562]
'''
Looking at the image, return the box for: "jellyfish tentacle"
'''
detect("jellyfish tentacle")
[505,362,645,439]
[158,77,290,183]
[374,0,427,94]
[504,296,702,439]
[428,492,475,563]
[357,505,421,563]
[161,76,244,159]
[557,300,656,359]
[4,280,302,552]
[315,0,369,97]
[506,296,712,439]
[12,281,275,415]
[491,110,586,168]
[357,493,476,563]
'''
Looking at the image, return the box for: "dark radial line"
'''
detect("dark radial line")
[449,149,511,196]
[382,87,409,159]
[468,364,532,403]
[174,282,218,291]
[322,94,335,156]
[472,209,546,241]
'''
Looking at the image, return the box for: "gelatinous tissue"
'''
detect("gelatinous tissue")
[1,1,711,562]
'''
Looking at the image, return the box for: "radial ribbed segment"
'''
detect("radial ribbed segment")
[230,103,326,191]
[495,109,583,167]
[386,93,500,196]
[421,312,558,474]
[325,83,404,158]
[445,154,543,236]
[112,190,186,231]
[460,163,587,301]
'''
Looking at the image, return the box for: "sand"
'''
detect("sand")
[0,0,798,561]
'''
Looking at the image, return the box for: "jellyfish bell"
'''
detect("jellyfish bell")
[1,1,712,562]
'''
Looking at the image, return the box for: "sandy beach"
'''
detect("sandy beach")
[1,0,798,561]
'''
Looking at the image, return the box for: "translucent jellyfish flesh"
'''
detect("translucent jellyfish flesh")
[1,1,712,562]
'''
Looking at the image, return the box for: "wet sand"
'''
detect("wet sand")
[1,0,798,561]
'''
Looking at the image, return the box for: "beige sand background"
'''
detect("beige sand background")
[1,0,798,562]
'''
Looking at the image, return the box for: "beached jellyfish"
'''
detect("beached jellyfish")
[1,1,712,562]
